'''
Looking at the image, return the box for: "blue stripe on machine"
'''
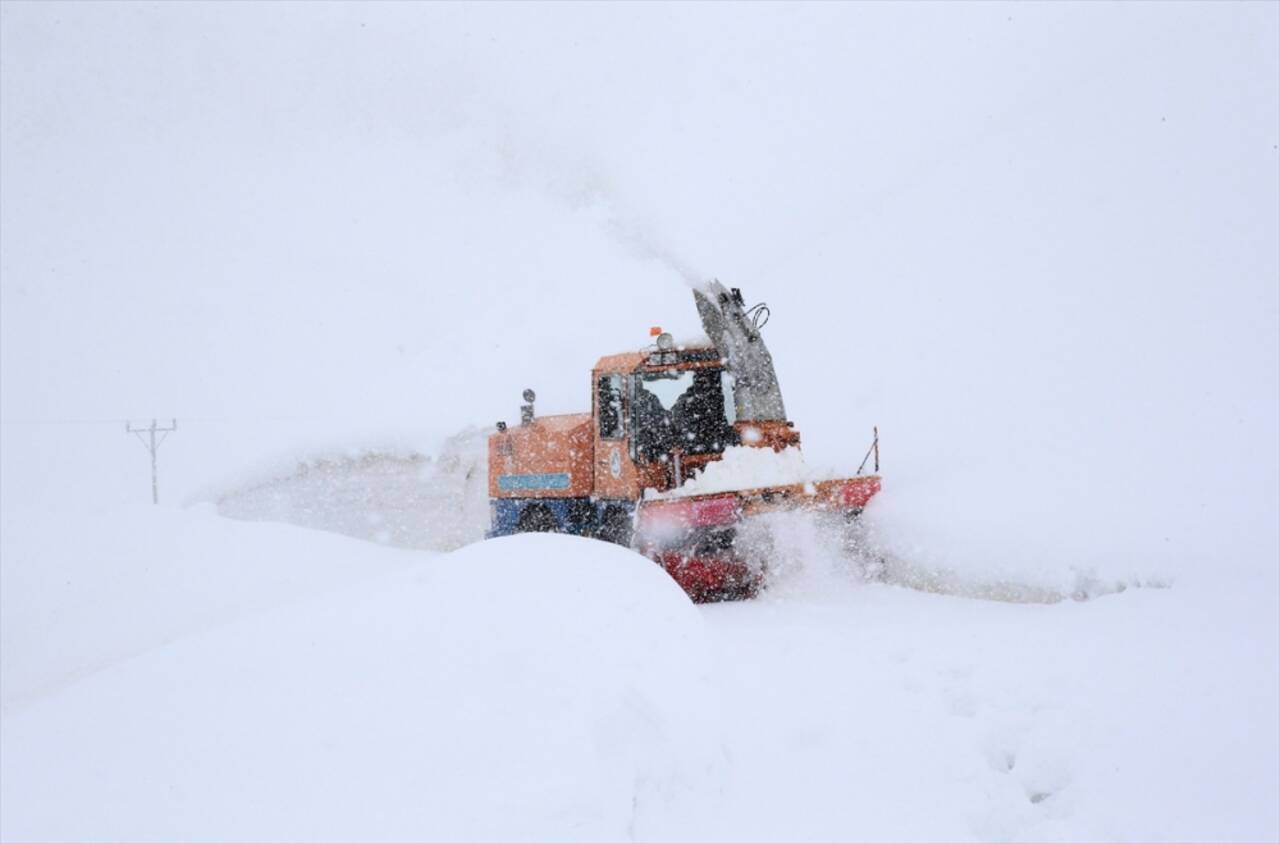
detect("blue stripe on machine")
[498,473,571,491]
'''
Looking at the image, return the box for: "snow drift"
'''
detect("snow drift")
[0,533,722,843]
[211,427,491,552]
[0,502,412,712]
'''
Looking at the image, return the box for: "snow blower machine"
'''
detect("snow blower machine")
[486,281,881,602]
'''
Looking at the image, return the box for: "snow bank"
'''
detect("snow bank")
[858,467,1179,601]
[0,501,412,712]
[210,427,491,552]
[0,533,722,843]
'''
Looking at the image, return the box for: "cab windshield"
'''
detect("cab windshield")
[633,368,738,463]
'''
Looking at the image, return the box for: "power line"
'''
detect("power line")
[1,414,311,426]
[0,417,133,426]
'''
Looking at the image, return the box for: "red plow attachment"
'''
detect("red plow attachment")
[634,475,881,602]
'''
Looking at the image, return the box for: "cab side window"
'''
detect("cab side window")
[597,374,625,439]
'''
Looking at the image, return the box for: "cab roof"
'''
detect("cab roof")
[593,351,648,373]
[594,345,721,375]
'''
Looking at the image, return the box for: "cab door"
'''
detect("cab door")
[593,372,640,499]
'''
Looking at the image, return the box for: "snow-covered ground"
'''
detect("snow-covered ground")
[3,2,1277,841]
[3,533,722,843]
[3,512,1275,842]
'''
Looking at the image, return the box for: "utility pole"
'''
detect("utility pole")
[127,418,177,504]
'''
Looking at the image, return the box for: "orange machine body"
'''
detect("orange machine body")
[485,333,882,603]
[488,413,595,499]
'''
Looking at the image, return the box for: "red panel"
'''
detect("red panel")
[636,494,740,535]
[690,496,740,526]
[655,551,760,603]
[840,476,882,508]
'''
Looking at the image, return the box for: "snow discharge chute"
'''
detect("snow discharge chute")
[692,280,787,423]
